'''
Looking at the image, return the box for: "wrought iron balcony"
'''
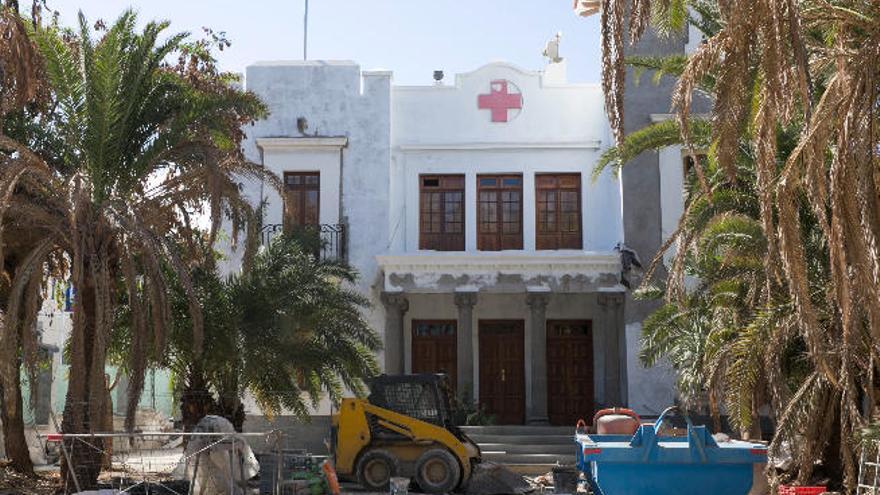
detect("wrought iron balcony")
[260,223,347,261]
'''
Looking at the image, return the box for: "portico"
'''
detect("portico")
[378,253,627,425]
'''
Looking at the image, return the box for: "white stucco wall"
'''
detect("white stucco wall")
[240,60,391,291]
[389,62,622,256]
[659,144,685,268]
[233,61,392,414]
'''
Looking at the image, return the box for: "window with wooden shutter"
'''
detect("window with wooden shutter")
[477,175,523,251]
[536,174,582,250]
[419,175,465,251]
[284,172,320,229]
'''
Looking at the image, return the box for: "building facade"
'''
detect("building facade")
[235,56,673,425]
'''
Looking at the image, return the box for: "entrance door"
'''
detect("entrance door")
[411,320,457,388]
[547,320,594,426]
[479,320,525,424]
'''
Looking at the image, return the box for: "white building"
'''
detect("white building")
[235,55,676,426]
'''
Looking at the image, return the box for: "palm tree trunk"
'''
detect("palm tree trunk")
[0,355,35,475]
[214,394,245,432]
[180,371,214,435]
[0,259,35,476]
[60,272,104,492]
[101,376,113,470]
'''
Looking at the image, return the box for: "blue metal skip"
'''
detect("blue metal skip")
[575,410,768,495]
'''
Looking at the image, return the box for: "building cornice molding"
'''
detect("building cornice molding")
[376,252,620,273]
[396,141,602,152]
[376,252,621,293]
[256,137,348,151]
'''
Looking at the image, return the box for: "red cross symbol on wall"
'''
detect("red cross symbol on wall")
[478,80,523,123]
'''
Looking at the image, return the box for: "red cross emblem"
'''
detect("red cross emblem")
[478,80,523,122]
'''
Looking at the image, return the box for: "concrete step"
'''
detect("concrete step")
[460,425,573,436]
[481,452,577,465]
[478,443,575,455]
[467,434,573,444]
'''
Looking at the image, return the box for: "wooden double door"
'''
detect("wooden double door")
[547,320,594,426]
[479,320,525,424]
[412,318,592,426]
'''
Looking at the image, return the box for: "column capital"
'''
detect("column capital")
[598,292,624,309]
[526,292,550,310]
[381,292,409,312]
[454,291,478,308]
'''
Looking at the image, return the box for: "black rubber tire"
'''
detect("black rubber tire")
[414,448,461,494]
[356,449,400,491]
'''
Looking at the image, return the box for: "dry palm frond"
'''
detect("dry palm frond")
[601,0,626,144]
[0,7,44,115]
[598,0,880,486]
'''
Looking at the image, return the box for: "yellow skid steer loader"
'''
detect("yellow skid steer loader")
[332,374,529,494]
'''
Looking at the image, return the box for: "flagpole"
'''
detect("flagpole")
[303,0,309,60]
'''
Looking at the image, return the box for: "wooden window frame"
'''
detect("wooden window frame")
[412,319,458,338]
[536,173,583,250]
[283,171,320,230]
[419,175,466,251]
[477,174,523,251]
[547,319,593,338]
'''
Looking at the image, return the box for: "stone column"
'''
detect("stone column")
[598,293,625,406]
[526,292,550,424]
[454,291,478,402]
[381,292,409,375]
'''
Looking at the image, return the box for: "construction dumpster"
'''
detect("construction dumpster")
[575,408,768,495]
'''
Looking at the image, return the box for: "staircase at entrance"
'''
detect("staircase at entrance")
[460,425,576,476]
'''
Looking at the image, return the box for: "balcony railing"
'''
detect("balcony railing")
[260,223,347,261]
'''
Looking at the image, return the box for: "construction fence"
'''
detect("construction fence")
[40,427,332,495]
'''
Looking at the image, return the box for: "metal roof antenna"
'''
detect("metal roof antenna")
[303,0,309,60]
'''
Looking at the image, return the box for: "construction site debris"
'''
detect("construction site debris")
[464,462,533,495]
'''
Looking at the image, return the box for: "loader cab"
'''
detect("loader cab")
[366,374,456,431]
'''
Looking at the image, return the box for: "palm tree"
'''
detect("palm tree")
[592,2,877,487]
[0,2,53,476]
[232,235,381,418]
[0,10,277,490]
[158,234,381,432]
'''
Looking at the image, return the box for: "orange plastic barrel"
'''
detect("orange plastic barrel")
[593,407,641,435]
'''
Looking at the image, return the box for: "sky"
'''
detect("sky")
[44,1,603,85]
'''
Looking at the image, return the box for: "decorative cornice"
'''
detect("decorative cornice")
[256,137,348,151]
[377,252,620,273]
